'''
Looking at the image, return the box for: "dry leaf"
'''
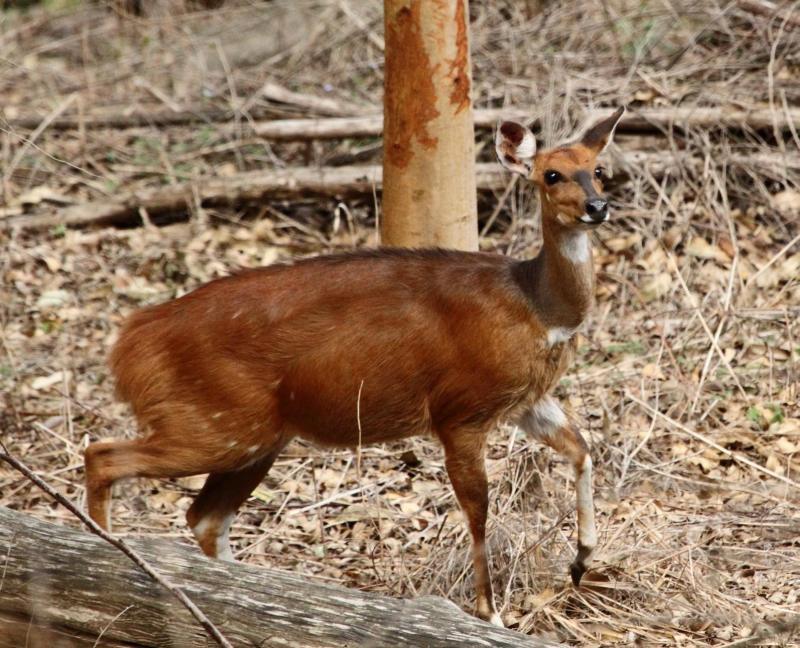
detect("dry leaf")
[772,189,800,214]
[35,289,70,310]
[31,370,71,391]
[641,362,665,379]
[686,236,729,263]
[642,272,672,301]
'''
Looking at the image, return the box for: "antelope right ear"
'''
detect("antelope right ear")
[581,106,625,153]
[495,121,536,177]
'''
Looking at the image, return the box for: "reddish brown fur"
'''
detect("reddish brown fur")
[85,108,625,625]
[108,250,564,452]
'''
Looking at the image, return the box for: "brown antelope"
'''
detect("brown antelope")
[84,106,624,626]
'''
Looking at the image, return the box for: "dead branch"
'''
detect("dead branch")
[738,0,800,28]
[5,105,799,138]
[4,150,798,232]
[1,106,285,131]
[258,80,373,117]
[250,106,800,140]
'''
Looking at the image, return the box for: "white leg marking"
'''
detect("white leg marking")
[546,326,575,347]
[517,396,567,442]
[576,454,597,549]
[560,230,589,264]
[103,508,111,533]
[216,512,235,562]
[191,513,236,561]
[489,612,504,627]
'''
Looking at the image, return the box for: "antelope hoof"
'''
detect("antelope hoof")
[570,560,586,586]
[570,543,593,586]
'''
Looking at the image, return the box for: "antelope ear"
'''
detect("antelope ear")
[495,121,536,176]
[581,106,625,153]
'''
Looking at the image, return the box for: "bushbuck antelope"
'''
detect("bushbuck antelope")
[85,106,625,626]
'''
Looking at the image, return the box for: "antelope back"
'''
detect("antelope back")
[110,250,555,449]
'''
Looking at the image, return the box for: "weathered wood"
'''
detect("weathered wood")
[0,609,137,648]
[0,506,557,648]
[5,150,799,232]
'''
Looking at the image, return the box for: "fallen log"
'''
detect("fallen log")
[5,164,395,230]
[2,106,281,131]
[5,105,799,137]
[5,151,799,232]
[248,106,800,141]
[0,506,555,648]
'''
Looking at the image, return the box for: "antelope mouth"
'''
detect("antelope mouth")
[578,212,610,226]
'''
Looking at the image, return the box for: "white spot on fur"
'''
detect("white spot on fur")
[191,516,212,539]
[547,326,574,346]
[247,445,260,455]
[227,440,238,449]
[560,231,589,264]
[211,412,223,420]
[517,396,567,441]
[232,309,243,319]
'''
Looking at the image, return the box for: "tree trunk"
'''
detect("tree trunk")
[382,0,478,250]
[0,506,558,647]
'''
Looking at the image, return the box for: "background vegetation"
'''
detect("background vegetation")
[0,1,798,645]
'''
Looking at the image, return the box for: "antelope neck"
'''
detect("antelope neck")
[512,202,596,332]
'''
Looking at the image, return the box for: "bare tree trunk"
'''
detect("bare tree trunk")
[382,0,478,250]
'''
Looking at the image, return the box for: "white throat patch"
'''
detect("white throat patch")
[560,231,589,264]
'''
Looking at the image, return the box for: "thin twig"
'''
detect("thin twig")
[627,392,800,491]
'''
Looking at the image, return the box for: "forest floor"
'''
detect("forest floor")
[1,1,799,646]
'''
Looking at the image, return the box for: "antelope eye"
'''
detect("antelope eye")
[544,170,562,185]
[594,166,605,180]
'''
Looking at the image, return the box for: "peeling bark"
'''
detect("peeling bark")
[383,1,440,170]
[382,0,478,250]
[448,0,471,114]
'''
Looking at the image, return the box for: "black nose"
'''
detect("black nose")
[585,198,608,222]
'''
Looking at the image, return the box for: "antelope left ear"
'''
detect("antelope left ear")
[581,106,625,153]
[495,120,536,177]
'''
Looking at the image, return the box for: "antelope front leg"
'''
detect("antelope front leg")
[441,433,502,627]
[518,396,597,585]
[570,445,596,584]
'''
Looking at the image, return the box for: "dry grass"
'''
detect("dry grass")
[1,1,799,646]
